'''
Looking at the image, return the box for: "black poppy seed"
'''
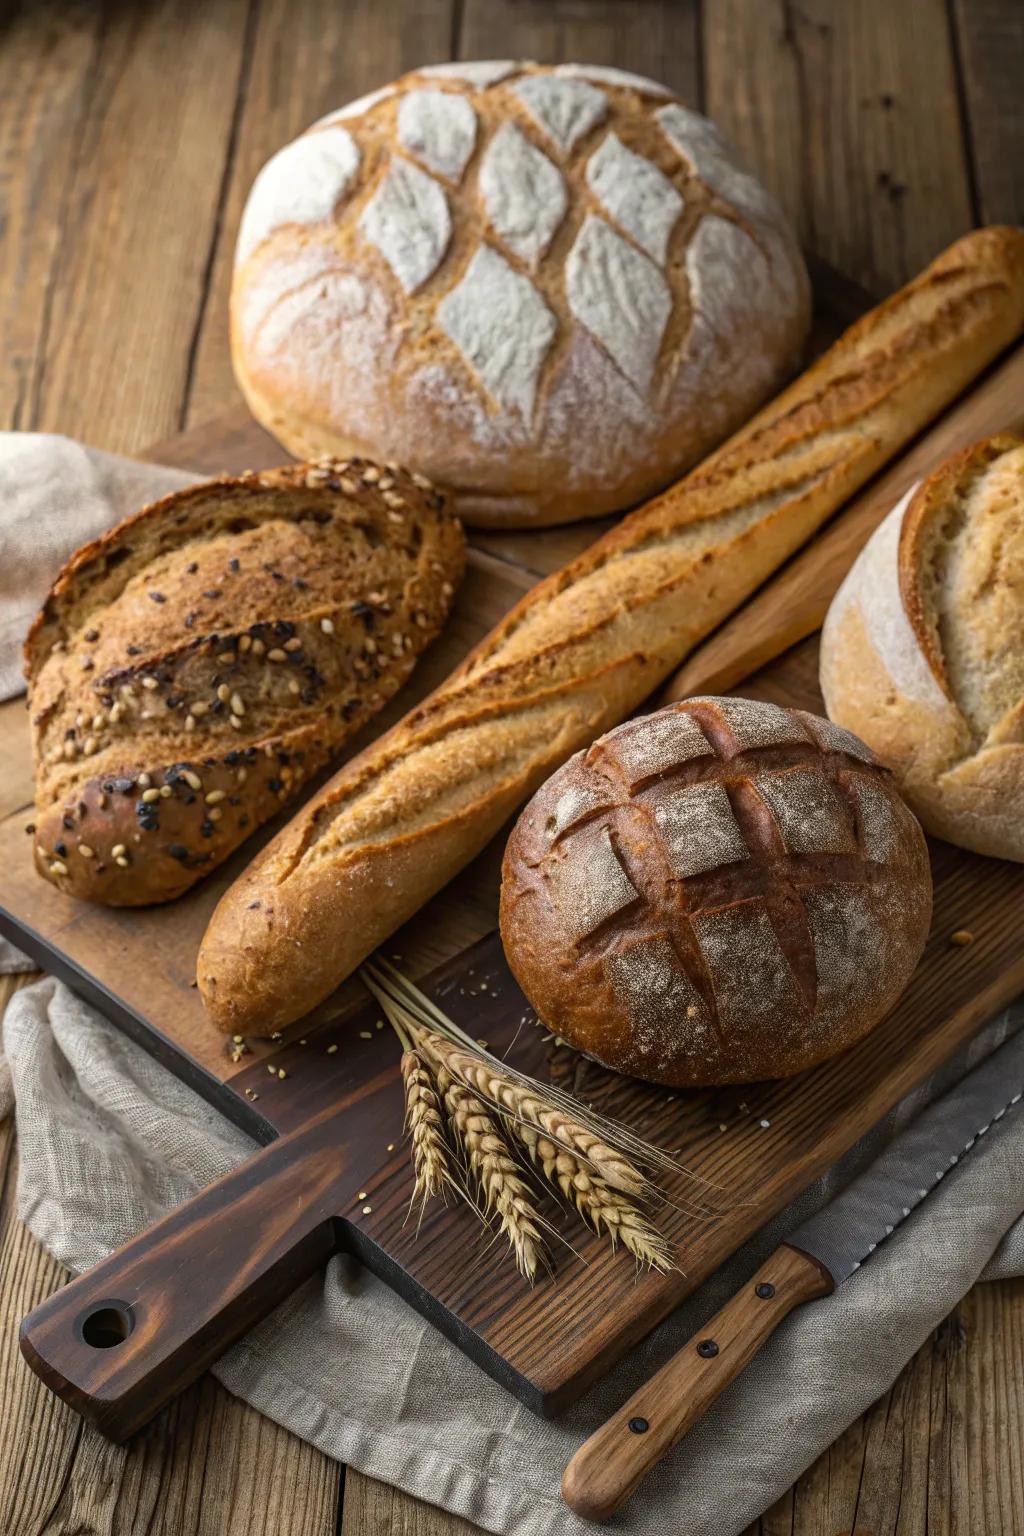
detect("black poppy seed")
[55,841,67,857]
[341,698,361,719]
[184,793,196,804]
[271,571,284,582]
[267,777,282,793]
[350,601,375,630]
[166,694,183,709]
[228,795,241,806]
[84,628,99,642]
[312,510,332,524]
[293,577,309,590]
[62,814,75,830]
[274,620,295,638]
[211,700,224,714]
[25,823,35,835]
[184,613,196,629]
[186,561,198,574]
[247,900,261,909]
[200,820,215,837]
[238,813,249,828]
[204,588,222,600]
[149,591,166,604]
[167,845,189,862]
[244,747,257,761]
[229,558,240,572]
[276,750,290,764]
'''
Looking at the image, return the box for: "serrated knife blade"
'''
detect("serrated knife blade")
[564,1027,1024,1523]
[787,1026,1024,1284]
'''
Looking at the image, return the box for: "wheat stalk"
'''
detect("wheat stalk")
[436,1064,547,1282]
[420,1030,650,1198]
[401,1049,452,1208]
[516,1125,674,1273]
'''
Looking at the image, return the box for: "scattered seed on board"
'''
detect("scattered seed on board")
[277,1068,287,1080]
[327,1043,338,1054]
[267,1064,277,1075]
[362,1205,372,1215]
[386,1143,395,1152]
[760,1119,771,1129]
[951,930,974,947]
[359,1030,372,1039]
[357,1190,367,1199]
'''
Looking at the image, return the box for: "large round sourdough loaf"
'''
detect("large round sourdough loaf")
[26,462,464,905]
[499,698,932,1087]
[231,61,810,527]
[820,434,1024,860]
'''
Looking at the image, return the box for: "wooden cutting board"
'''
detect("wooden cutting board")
[4,280,1024,1438]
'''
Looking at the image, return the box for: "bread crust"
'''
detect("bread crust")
[499,699,931,1087]
[200,228,1024,1034]
[230,62,811,527]
[820,432,1024,860]
[28,461,464,904]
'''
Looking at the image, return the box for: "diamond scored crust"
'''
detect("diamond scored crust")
[236,61,797,434]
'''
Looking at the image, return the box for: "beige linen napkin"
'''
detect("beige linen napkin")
[3,431,1024,1535]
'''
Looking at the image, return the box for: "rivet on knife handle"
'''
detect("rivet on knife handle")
[561,1244,833,1523]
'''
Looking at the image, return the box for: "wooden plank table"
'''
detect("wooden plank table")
[1,1,1022,1531]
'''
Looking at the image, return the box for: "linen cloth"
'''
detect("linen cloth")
[2,433,1024,1535]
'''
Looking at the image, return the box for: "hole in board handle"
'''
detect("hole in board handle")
[76,1300,135,1349]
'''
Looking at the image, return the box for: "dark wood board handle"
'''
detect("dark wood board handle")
[561,1244,833,1523]
[19,1098,357,1441]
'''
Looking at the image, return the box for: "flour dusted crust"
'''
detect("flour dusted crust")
[499,698,931,1087]
[231,61,810,527]
[820,435,1024,860]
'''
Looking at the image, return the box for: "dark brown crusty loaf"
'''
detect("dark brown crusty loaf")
[26,460,464,905]
[499,699,932,1087]
[198,227,1024,1035]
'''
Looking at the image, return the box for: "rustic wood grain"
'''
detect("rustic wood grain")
[1,0,1022,1532]
[703,0,976,293]
[952,0,1024,227]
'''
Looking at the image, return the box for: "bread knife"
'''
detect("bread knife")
[562,1027,1024,1521]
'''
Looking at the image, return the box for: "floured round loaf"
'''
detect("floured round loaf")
[231,61,810,528]
[499,698,931,1087]
[820,435,1024,860]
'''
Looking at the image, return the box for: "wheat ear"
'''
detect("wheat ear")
[517,1125,674,1273]
[437,1064,547,1283]
[421,1031,649,1199]
[401,1050,452,1207]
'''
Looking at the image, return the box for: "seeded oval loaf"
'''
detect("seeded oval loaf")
[230,59,810,527]
[26,461,464,905]
[499,698,932,1088]
[820,434,1024,860]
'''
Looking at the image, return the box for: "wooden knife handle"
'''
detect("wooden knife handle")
[19,1100,354,1441]
[561,1244,833,1523]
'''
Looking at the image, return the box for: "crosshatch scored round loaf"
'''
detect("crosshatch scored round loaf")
[231,60,810,527]
[499,698,932,1087]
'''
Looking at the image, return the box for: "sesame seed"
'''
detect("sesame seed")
[383,491,405,510]
[387,511,404,524]
[78,843,95,858]
[267,647,287,662]
[378,475,395,491]
[111,843,126,858]
[327,1043,338,1054]
[375,1020,384,1030]
[367,591,386,604]
[109,702,123,724]
[362,466,380,483]
[218,650,236,665]
[236,767,248,784]
[50,860,68,875]
[233,1034,244,1043]
[141,676,159,690]
[83,736,98,755]
[141,788,160,804]
[364,637,377,655]
[719,1123,728,1132]
[216,683,230,703]
[191,700,210,716]
[159,784,172,798]
[288,679,301,695]
[239,634,252,652]
[267,1064,277,1074]
[357,1190,367,1200]
[81,656,94,670]
[386,1142,395,1152]
[277,1068,287,1080]
[182,770,202,791]
[92,712,106,730]
[205,789,226,804]
[185,715,196,731]
[320,617,335,634]
[251,638,266,656]
[358,1030,372,1039]
[115,856,130,869]
[411,471,432,489]
[361,1204,372,1215]
[760,1119,771,1129]
[338,476,356,494]
[208,807,223,822]
[230,692,245,715]
[284,637,302,653]
[229,714,242,729]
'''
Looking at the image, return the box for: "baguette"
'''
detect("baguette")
[199,226,1024,1034]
